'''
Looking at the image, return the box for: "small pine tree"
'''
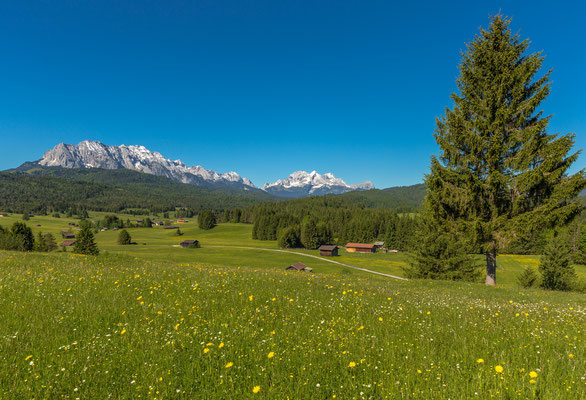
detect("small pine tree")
[301,219,320,249]
[44,233,57,251]
[74,225,99,255]
[516,267,539,288]
[118,229,132,245]
[35,232,49,252]
[539,236,576,291]
[175,228,183,236]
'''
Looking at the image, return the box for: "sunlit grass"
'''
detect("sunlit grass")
[0,251,583,398]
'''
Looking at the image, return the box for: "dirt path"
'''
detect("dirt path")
[206,245,408,281]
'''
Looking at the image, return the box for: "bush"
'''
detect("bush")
[10,222,35,251]
[198,210,217,230]
[539,237,576,291]
[516,267,539,288]
[278,226,301,248]
[118,229,132,245]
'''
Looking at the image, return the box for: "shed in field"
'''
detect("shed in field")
[61,232,76,239]
[285,262,312,272]
[180,239,199,248]
[345,243,376,253]
[164,226,180,230]
[373,241,385,249]
[59,240,76,247]
[318,245,338,257]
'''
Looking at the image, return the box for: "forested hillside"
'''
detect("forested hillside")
[0,170,275,214]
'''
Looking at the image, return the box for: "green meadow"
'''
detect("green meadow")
[0,213,585,398]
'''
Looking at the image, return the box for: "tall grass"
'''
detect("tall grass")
[0,251,583,398]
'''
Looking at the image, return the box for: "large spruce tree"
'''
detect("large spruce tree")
[427,15,585,286]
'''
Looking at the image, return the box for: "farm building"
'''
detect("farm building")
[0,213,7,217]
[318,245,338,257]
[59,240,76,247]
[345,243,376,253]
[285,262,312,272]
[373,241,385,249]
[177,219,188,223]
[164,226,180,230]
[180,240,199,248]
[61,232,76,239]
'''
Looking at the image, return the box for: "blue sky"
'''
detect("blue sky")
[0,1,584,188]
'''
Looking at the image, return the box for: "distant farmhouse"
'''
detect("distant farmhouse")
[373,241,385,249]
[318,245,338,257]
[59,240,76,248]
[345,243,376,253]
[61,232,76,239]
[180,239,199,248]
[164,226,180,230]
[286,262,312,272]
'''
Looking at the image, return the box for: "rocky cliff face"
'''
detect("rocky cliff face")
[38,141,256,189]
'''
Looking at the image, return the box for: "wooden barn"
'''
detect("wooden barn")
[180,239,199,248]
[345,243,376,253]
[59,240,76,247]
[373,241,385,249]
[285,262,312,272]
[318,245,338,257]
[61,232,76,239]
[164,225,180,230]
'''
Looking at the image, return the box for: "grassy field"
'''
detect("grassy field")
[0,251,584,399]
[1,212,585,286]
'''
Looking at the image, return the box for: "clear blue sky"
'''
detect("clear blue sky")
[0,0,584,188]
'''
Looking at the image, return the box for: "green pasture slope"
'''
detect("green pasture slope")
[1,212,585,285]
[0,251,584,399]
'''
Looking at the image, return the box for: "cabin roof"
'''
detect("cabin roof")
[345,243,376,249]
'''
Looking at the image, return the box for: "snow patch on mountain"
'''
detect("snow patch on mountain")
[262,170,374,198]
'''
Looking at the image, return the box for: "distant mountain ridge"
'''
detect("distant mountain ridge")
[21,140,377,197]
[262,170,374,198]
[36,140,257,190]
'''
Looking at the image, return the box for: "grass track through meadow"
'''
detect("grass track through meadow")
[206,245,409,281]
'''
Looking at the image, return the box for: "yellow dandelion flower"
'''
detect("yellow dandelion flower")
[174,323,180,330]
[348,361,356,368]
[426,311,431,315]
[225,362,234,368]
[417,369,422,374]
[268,351,275,359]
[249,295,253,301]
[203,348,210,354]
[529,379,536,384]
[477,358,484,364]
[121,329,126,335]
[25,355,33,361]
[529,371,537,378]
[378,317,383,322]
[252,385,260,394]
[569,354,574,359]
[219,342,224,348]
[495,365,503,373]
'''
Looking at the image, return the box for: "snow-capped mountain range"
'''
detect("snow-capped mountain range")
[31,140,374,196]
[262,171,374,198]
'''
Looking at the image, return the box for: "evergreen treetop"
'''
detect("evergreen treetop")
[427,15,586,285]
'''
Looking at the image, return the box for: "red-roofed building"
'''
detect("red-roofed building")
[345,243,376,253]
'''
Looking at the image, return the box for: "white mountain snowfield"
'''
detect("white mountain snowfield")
[37,140,374,196]
[262,170,374,198]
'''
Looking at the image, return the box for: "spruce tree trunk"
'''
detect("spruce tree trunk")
[485,248,497,286]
